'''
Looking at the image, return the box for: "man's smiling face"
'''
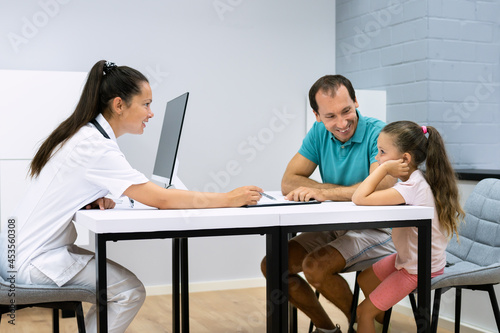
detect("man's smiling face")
[314,85,359,143]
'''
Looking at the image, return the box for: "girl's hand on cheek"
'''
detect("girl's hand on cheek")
[383,159,410,178]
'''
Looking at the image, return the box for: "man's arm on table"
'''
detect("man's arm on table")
[281,153,396,202]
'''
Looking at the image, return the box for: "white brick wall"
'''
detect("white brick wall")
[336,0,500,169]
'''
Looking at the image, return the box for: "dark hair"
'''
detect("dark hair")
[29,60,148,178]
[308,75,356,112]
[382,121,465,238]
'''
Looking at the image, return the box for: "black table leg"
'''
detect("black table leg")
[266,226,288,333]
[289,304,298,333]
[288,232,298,333]
[417,219,432,333]
[181,238,190,332]
[95,234,108,333]
[172,238,180,333]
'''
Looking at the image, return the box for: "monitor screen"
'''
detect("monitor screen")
[151,92,189,187]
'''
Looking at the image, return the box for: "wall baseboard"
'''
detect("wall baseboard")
[145,277,266,296]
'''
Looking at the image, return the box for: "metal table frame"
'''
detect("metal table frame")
[93,226,286,333]
[85,209,432,333]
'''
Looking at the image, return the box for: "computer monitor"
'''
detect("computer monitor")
[151,92,189,188]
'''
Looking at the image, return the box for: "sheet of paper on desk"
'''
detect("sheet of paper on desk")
[247,192,320,208]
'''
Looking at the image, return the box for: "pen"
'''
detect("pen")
[129,198,135,208]
[260,192,277,200]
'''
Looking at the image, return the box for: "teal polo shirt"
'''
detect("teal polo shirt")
[298,110,385,186]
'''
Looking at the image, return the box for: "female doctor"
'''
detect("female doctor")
[8,60,263,333]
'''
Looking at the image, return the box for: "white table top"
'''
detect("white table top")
[276,201,434,226]
[74,206,280,234]
[74,198,434,234]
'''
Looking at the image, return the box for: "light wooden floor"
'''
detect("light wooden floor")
[1,287,452,332]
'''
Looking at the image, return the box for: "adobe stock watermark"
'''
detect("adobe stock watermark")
[52,134,102,184]
[235,287,287,332]
[442,74,498,129]
[213,0,244,21]
[234,265,299,332]
[200,106,296,193]
[144,64,169,91]
[6,217,17,325]
[235,310,265,332]
[7,0,74,54]
[235,268,291,332]
[338,0,403,63]
[180,106,297,219]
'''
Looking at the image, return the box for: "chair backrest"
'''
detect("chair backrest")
[446,178,500,267]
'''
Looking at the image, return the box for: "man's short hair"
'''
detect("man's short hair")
[309,75,356,112]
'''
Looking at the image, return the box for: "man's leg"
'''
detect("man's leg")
[261,239,336,330]
[302,245,353,323]
[302,229,395,324]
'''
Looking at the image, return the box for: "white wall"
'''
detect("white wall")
[0,0,336,287]
[0,70,90,246]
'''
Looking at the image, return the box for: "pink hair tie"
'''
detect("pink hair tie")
[422,126,428,134]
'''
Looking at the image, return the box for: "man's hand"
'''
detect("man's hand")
[85,197,116,210]
[381,159,409,179]
[285,187,328,202]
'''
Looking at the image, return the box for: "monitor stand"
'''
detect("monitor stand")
[167,159,188,190]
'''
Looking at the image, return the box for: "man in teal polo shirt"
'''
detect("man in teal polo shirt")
[261,75,396,333]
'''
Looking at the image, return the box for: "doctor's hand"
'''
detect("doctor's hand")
[85,197,116,210]
[226,185,263,207]
[285,187,327,202]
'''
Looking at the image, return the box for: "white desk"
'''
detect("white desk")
[74,201,434,333]
[75,205,281,333]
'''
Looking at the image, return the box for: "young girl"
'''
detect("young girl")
[1,60,262,333]
[351,121,464,333]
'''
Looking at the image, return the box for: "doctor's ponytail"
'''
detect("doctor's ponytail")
[29,60,148,178]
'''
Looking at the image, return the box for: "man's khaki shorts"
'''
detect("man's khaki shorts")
[291,228,396,268]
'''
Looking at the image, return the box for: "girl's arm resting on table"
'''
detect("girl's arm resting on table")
[124,181,262,209]
[352,160,406,206]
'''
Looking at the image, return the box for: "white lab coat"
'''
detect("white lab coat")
[3,114,148,286]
